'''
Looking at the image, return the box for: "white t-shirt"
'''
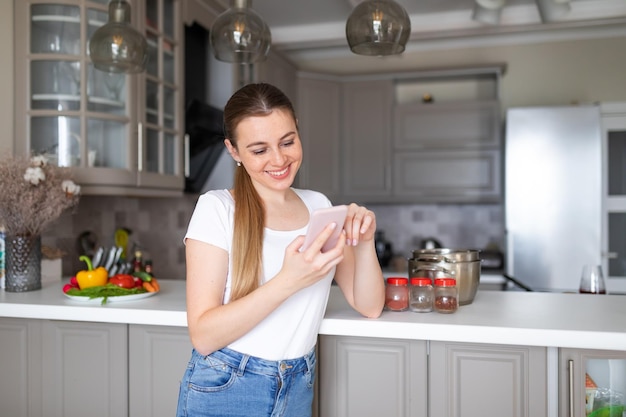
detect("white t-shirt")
[184,188,335,360]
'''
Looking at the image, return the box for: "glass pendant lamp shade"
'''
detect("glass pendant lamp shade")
[89,0,148,73]
[210,0,271,64]
[346,0,411,56]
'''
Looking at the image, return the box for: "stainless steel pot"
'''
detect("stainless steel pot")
[412,248,481,263]
[409,250,482,305]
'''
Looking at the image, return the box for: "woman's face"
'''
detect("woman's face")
[225,108,302,193]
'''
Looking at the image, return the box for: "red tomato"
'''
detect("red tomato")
[109,274,135,289]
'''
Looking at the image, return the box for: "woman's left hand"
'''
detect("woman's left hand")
[343,203,377,247]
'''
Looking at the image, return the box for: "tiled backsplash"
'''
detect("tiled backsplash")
[370,203,504,259]
[43,196,504,280]
[43,195,199,280]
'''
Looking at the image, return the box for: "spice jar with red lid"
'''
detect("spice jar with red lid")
[385,277,409,311]
[409,277,434,313]
[433,278,458,314]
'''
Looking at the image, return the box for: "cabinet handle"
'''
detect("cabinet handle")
[137,123,143,172]
[184,134,190,178]
[568,359,574,417]
[602,251,618,259]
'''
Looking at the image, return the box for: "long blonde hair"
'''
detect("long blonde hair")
[223,83,298,301]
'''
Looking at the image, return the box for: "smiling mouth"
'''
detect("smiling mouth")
[267,166,289,177]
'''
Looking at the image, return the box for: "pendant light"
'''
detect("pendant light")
[346,0,411,56]
[89,0,148,73]
[210,0,271,64]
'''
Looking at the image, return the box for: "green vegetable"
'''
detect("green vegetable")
[66,283,147,305]
[132,271,153,282]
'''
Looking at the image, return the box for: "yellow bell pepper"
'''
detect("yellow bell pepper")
[76,255,109,289]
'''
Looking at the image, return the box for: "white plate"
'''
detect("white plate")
[64,291,157,303]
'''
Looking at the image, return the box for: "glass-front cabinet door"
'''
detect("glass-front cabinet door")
[601,103,626,293]
[136,0,183,190]
[560,348,626,417]
[14,0,184,195]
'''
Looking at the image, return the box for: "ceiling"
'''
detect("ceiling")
[241,0,626,68]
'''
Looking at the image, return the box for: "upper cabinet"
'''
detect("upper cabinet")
[299,67,504,205]
[296,76,342,203]
[341,79,394,202]
[14,0,184,196]
[391,72,503,203]
[136,0,184,192]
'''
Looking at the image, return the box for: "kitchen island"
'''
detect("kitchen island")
[1,280,625,417]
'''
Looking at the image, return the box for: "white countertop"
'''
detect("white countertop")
[0,280,189,327]
[321,286,626,351]
[1,279,625,351]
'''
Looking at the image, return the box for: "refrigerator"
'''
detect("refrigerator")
[505,105,602,292]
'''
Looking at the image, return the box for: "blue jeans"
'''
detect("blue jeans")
[176,347,316,417]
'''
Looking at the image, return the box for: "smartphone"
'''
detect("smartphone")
[300,205,348,253]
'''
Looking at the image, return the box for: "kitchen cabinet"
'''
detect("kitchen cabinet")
[128,324,192,417]
[14,0,184,197]
[429,341,547,417]
[0,317,192,417]
[41,320,128,417]
[600,102,626,293]
[559,348,626,417]
[392,149,500,202]
[341,79,394,202]
[319,336,547,417]
[0,318,128,417]
[298,67,503,204]
[392,81,502,203]
[319,335,428,417]
[393,101,501,149]
[136,0,184,192]
[296,76,342,203]
[0,317,43,417]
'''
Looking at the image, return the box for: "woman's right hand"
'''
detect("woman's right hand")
[278,223,345,292]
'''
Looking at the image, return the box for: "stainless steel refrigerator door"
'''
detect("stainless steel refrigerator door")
[505,106,602,292]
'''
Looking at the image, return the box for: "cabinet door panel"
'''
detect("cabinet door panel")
[319,335,427,417]
[342,81,393,200]
[296,77,341,202]
[394,101,501,149]
[559,348,626,417]
[129,325,192,417]
[429,341,547,417]
[41,321,128,417]
[393,149,501,202]
[0,318,43,417]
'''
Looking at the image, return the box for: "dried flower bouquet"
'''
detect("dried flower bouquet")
[0,154,81,236]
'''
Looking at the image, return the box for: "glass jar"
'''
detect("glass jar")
[409,277,433,312]
[434,278,458,314]
[385,277,409,311]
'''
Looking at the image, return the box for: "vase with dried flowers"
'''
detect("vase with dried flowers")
[0,154,80,292]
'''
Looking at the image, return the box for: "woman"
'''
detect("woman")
[176,83,385,417]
